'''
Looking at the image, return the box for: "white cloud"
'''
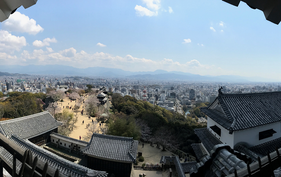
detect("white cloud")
[142,0,160,11]
[0,52,17,60]
[0,30,26,53]
[183,39,191,44]
[219,21,224,27]
[46,47,53,52]
[168,7,173,13]
[15,47,228,76]
[221,30,224,32]
[96,43,106,47]
[60,47,77,57]
[33,38,57,47]
[135,0,160,17]
[210,27,216,32]
[2,12,43,35]
[135,5,158,16]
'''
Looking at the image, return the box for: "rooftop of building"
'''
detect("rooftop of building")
[83,133,138,163]
[0,111,62,139]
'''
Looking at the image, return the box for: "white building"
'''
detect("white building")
[188,90,281,176]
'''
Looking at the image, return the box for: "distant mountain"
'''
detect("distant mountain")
[0,71,29,77]
[0,65,270,82]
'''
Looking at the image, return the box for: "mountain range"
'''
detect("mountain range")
[0,65,271,82]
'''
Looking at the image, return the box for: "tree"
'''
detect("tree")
[150,127,179,151]
[85,95,99,117]
[77,89,85,96]
[107,116,140,140]
[56,109,77,136]
[46,102,61,117]
[69,92,80,100]
[135,119,152,142]
[47,90,65,102]
[0,103,4,119]
[0,92,4,98]
[86,84,93,93]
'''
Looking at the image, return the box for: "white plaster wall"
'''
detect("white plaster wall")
[50,137,86,150]
[207,117,234,148]
[233,122,281,147]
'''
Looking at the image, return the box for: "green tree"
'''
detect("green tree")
[107,116,140,140]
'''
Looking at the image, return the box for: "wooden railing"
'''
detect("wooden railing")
[0,133,64,177]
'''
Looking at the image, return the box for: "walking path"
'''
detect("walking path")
[56,95,106,141]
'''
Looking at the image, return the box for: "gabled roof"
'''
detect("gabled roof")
[82,133,138,163]
[0,111,62,139]
[202,91,281,131]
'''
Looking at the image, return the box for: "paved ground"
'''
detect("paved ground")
[133,142,189,177]
[137,142,185,165]
[56,95,106,141]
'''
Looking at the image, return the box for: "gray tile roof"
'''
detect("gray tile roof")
[203,91,281,131]
[194,128,221,153]
[0,111,61,139]
[50,133,88,147]
[234,144,260,161]
[10,135,108,177]
[248,137,281,156]
[180,161,197,173]
[200,108,232,130]
[82,133,138,163]
[191,143,208,160]
[190,145,247,177]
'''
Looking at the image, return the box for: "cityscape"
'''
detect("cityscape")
[1,0,281,177]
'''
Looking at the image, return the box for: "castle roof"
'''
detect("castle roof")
[202,91,281,131]
[83,133,138,163]
[0,111,61,139]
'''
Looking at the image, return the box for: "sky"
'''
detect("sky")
[0,0,281,80]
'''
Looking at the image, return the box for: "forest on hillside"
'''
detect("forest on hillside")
[0,92,46,118]
[108,93,207,154]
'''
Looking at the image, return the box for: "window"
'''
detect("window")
[210,125,221,136]
[259,129,276,140]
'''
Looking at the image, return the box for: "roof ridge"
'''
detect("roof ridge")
[220,91,281,97]
[92,133,134,140]
[217,95,235,128]
[51,132,89,144]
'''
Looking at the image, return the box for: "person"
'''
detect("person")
[82,120,84,124]
[92,119,93,123]
[79,136,81,140]
[142,143,144,148]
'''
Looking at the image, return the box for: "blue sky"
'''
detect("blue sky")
[0,0,281,80]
